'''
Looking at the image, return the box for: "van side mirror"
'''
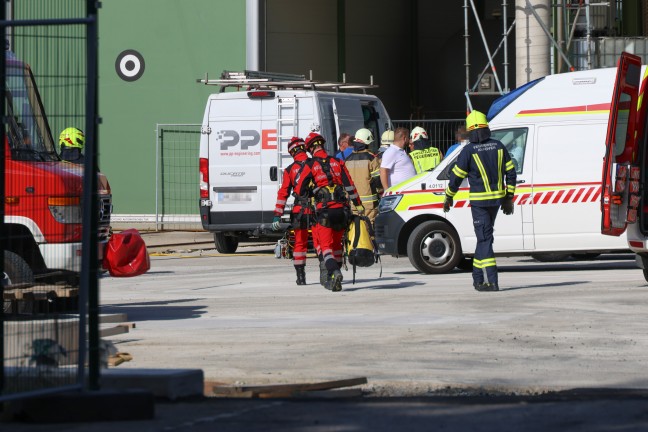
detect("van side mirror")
[270,166,277,181]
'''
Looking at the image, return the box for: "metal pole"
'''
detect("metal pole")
[556,0,563,73]
[464,0,470,112]
[337,0,345,82]
[246,0,259,70]
[471,21,515,92]
[566,4,582,55]
[503,0,509,92]
[0,0,6,395]
[469,0,504,93]
[82,0,100,391]
[155,125,160,231]
[525,0,574,71]
[585,0,592,69]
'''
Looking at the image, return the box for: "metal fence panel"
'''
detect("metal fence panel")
[392,119,464,155]
[2,0,99,402]
[156,124,201,230]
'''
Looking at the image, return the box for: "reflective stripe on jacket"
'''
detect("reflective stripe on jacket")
[445,138,516,207]
[344,150,381,205]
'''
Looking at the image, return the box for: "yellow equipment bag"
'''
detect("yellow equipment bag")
[344,215,381,283]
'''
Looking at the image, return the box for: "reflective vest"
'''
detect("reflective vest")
[410,147,441,173]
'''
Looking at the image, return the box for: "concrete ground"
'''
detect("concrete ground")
[96,237,648,394]
[5,230,648,430]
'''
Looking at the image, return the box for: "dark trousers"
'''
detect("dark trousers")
[471,205,499,285]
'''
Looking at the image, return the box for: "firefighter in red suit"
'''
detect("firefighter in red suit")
[272,137,313,285]
[297,132,364,292]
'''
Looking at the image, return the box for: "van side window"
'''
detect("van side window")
[491,128,528,174]
[362,104,380,153]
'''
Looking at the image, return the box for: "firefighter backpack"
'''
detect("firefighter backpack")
[344,215,381,282]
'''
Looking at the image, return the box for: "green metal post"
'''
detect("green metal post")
[337,0,345,82]
[83,0,100,391]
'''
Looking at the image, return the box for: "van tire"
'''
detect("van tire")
[531,252,570,262]
[3,250,35,313]
[407,221,462,274]
[214,233,239,254]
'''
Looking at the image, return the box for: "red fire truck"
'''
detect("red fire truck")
[2,51,112,289]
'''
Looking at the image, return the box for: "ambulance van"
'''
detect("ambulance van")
[375,67,629,274]
[198,71,392,253]
[602,53,648,282]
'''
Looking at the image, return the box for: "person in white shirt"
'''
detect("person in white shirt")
[380,127,416,190]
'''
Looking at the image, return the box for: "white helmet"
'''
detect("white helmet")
[410,126,428,142]
[354,128,374,145]
[380,130,394,146]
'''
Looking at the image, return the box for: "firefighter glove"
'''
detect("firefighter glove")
[272,216,281,231]
[356,204,365,215]
[502,194,514,215]
[443,196,453,213]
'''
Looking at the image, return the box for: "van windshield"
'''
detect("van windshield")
[487,78,543,121]
[437,127,529,178]
[5,60,58,162]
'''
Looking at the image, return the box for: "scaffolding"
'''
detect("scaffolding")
[464,0,621,109]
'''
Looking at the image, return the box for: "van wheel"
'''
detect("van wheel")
[531,253,570,262]
[3,251,35,313]
[407,221,462,274]
[214,233,239,254]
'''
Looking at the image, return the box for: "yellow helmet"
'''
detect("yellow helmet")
[466,111,489,131]
[59,127,85,149]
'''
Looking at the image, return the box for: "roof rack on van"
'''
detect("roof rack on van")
[196,70,378,94]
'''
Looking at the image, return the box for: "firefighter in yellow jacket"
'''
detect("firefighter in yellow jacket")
[409,126,442,173]
[345,128,381,224]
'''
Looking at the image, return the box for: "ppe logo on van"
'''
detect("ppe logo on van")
[216,129,277,153]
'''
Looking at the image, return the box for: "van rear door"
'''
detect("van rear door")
[601,52,642,236]
[207,95,263,224]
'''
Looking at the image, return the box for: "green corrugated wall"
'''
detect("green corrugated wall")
[98,0,245,216]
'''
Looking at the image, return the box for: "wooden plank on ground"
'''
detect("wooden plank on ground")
[258,388,364,399]
[3,286,78,300]
[212,377,368,397]
[99,325,129,337]
[99,313,129,324]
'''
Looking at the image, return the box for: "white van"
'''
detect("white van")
[602,53,648,281]
[198,71,392,253]
[375,67,629,274]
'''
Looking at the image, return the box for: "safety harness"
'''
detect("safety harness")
[312,157,347,207]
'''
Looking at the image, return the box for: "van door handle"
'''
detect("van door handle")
[517,179,526,184]
[270,166,278,181]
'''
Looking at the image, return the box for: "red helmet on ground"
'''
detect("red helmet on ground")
[304,132,325,151]
[287,136,306,155]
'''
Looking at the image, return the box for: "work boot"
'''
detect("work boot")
[319,261,328,287]
[330,269,343,292]
[473,282,499,292]
[295,266,306,286]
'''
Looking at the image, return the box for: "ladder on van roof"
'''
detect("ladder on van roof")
[196,70,378,94]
